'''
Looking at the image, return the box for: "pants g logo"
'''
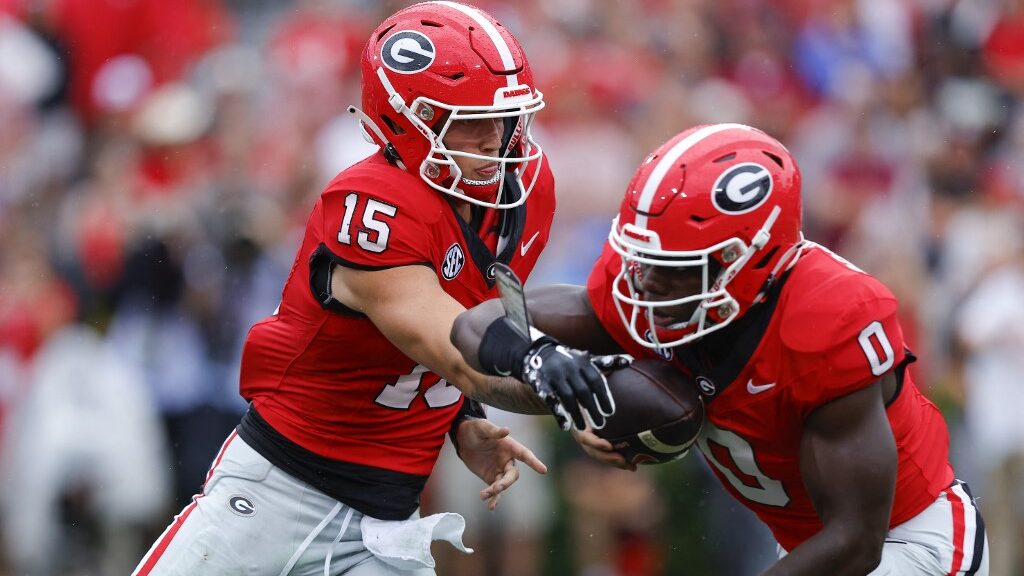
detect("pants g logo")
[228,495,256,517]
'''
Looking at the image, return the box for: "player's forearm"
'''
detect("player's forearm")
[450,286,624,374]
[769,384,893,576]
[523,285,622,354]
[459,370,549,415]
[762,529,882,576]
[451,299,506,372]
[397,334,549,416]
[335,264,493,391]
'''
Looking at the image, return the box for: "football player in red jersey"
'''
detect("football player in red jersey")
[132,3,613,576]
[453,124,990,575]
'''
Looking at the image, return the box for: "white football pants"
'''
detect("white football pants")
[777,480,988,575]
[131,431,438,576]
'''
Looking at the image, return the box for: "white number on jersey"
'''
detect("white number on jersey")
[858,320,895,376]
[336,192,398,253]
[375,364,462,409]
[697,422,790,507]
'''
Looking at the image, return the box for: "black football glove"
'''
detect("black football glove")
[520,338,616,431]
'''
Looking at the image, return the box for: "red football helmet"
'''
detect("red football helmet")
[607,124,805,350]
[352,1,545,208]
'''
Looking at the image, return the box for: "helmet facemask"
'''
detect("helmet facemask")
[355,2,547,209]
[608,206,783,350]
[423,97,545,208]
[375,67,545,209]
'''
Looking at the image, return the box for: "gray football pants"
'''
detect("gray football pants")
[132,431,435,576]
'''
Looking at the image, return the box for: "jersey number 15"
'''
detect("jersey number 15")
[337,192,397,253]
[375,364,462,410]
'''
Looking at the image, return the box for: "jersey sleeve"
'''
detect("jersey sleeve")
[318,180,439,270]
[781,274,908,418]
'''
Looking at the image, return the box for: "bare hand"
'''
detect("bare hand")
[456,419,548,510]
[571,426,636,472]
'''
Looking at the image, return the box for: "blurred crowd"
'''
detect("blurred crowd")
[0,0,1022,575]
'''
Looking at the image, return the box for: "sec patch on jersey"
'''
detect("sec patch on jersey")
[597,359,705,465]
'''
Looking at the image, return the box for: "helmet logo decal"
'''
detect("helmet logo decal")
[442,243,466,280]
[712,162,772,214]
[381,30,436,74]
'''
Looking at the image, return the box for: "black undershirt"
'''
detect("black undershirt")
[674,272,790,403]
[237,406,428,520]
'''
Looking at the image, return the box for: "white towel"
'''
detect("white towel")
[360,512,474,571]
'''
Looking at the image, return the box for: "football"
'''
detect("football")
[596,358,705,465]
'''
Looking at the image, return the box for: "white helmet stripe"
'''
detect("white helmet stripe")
[634,123,755,229]
[430,1,518,88]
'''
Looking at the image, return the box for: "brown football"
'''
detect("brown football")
[596,358,705,465]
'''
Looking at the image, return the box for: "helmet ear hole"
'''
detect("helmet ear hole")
[380,114,405,136]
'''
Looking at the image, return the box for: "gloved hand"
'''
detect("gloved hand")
[520,337,616,431]
[590,353,634,372]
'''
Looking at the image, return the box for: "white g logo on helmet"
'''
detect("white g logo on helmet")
[712,163,773,214]
[381,30,436,74]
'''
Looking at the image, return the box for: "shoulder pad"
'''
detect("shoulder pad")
[777,249,908,413]
[325,156,446,216]
[779,248,900,355]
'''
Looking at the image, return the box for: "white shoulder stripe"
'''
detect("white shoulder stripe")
[429,1,518,88]
[634,123,755,229]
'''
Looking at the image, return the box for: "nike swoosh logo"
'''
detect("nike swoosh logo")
[746,380,777,394]
[520,231,540,257]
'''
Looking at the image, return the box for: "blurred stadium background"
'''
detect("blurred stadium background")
[0,0,1022,574]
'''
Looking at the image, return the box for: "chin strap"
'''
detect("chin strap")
[460,170,502,187]
[752,232,807,305]
[347,105,407,170]
[715,205,781,291]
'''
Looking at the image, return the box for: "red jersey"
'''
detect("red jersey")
[588,242,953,551]
[240,153,555,476]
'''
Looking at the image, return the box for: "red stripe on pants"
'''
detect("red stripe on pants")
[134,431,239,575]
[134,500,199,575]
[945,486,965,576]
[203,431,238,488]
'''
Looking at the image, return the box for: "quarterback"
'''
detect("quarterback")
[133,3,612,576]
[453,124,989,575]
